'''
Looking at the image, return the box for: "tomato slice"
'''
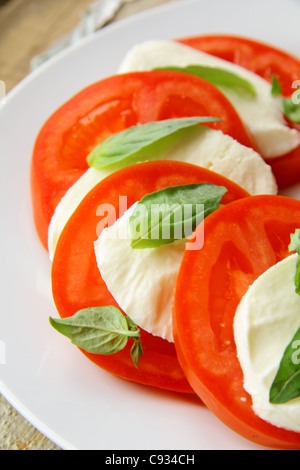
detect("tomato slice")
[177,34,300,189]
[173,194,300,448]
[31,70,255,249]
[51,160,249,393]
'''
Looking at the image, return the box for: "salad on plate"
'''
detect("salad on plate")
[30,33,300,449]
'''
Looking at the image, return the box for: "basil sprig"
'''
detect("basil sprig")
[269,229,300,404]
[49,306,143,368]
[271,75,300,123]
[87,116,221,169]
[129,183,227,249]
[155,65,256,98]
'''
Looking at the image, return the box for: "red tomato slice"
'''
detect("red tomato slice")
[173,194,300,448]
[177,34,300,189]
[51,160,249,393]
[31,70,255,249]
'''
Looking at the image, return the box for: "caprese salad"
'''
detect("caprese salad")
[30,34,300,449]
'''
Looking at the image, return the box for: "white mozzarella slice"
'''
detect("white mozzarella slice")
[94,203,186,342]
[118,40,300,159]
[234,254,300,433]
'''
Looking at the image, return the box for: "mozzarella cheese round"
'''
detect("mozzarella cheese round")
[234,254,300,433]
[118,40,300,159]
[94,203,186,342]
[48,127,277,260]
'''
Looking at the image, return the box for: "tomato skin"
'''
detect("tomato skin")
[31,70,255,249]
[51,160,249,393]
[173,195,300,448]
[177,34,300,190]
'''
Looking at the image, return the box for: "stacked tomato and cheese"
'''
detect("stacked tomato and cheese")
[30,35,300,449]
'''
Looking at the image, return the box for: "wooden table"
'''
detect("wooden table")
[0,0,177,450]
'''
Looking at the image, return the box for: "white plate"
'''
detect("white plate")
[1,0,300,451]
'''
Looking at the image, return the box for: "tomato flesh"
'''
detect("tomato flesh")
[177,34,300,189]
[173,194,300,448]
[31,70,255,249]
[51,160,249,393]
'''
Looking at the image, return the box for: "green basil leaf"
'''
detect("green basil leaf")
[154,65,256,98]
[289,229,300,294]
[130,340,143,369]
[130,183,227,249]
[269,229,300,404]
[49,306,143,367]
[86,117,221,169]
[269,325,300,404]
[282,98,300,123]
[269,76,300,123]
[271,75,282,96]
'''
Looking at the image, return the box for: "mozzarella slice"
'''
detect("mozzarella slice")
[118,40,300,159]
[48,127,277,260]
[234,254,300,433]
[94,202,186,342]
[48,167,112,259]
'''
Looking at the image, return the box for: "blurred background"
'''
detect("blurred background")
[0,0,177,450]
[0,0,177,92]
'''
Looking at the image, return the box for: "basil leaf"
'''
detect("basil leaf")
[271,75,282,96]
[269,325,300,404]
[130,340,144,369]
[289,229,300,294]
[49,306,143,368]
[269,76,300,123]
[155,65,256,98]
[130,183,227,249]
[87,116,221,169]
[282,98,300,123]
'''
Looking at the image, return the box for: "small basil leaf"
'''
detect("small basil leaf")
[289,229,300,294]
[130,340,144,369]
[49,306,142,367]
[130,183,227,249]
[268,77,300,123]
[282,98,300,123]
[154,65,256,98]
[87,116,221,169]
[271,75,282,96]
[269,325,300,404]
